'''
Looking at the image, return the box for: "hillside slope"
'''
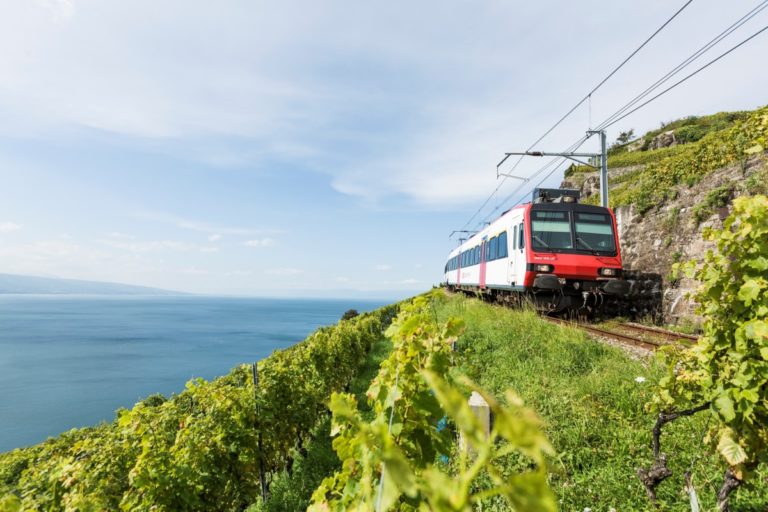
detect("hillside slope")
[562,106,768,323]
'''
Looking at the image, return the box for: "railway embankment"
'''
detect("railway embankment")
[437,293,766,510]
[562,106,768,325]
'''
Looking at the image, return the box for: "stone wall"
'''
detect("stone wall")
[562,155,767,325]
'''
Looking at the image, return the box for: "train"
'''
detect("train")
[444,188,629,313]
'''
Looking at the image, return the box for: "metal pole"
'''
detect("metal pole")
[252,362,268,501]
[600,130,609,208]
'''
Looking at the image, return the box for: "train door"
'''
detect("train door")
[457,250,462,286]
[515,221,527,285]
[508,226,517,284]
[479,238,487,289]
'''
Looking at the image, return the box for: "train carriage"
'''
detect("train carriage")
[445,188,629,313]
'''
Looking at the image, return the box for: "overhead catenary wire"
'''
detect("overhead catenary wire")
[595,0,768,131]
[487,5,768,221]
[455,0,696,236]
[598,22,768,130]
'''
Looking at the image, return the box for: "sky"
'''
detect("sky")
[0,0,766,298]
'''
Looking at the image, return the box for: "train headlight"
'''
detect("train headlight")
[534,264,554,272]
[599,268,621,277]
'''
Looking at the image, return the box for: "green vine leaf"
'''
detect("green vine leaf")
[717,430,747,466]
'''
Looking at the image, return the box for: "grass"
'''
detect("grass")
[433,293,767,511]
[253,335,393,512]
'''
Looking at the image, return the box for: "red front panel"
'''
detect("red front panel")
[522,206,624,286]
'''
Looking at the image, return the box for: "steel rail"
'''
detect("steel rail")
[542,316,662,351]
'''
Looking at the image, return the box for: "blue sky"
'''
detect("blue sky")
[0,0,766,297]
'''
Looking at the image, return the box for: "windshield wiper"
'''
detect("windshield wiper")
[576,237,599,255]
[533,235,550,248]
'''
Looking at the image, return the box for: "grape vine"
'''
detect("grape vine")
[640,195,768,511]
[309,292,556,511]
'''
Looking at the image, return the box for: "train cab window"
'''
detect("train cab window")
[489,237,498,260]
[575,212,616,253]
[498,232,508,258]
[519,223,525,250]
[531,211,571,251]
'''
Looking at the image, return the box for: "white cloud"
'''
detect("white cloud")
[179,266,208,275]
[208,233,222,242]
[266,267,304,276]
[101,238,218,253]
[224,269,254,276]
[0,222,21,233]
[244,238,275,248]
[107,232,135,240]
[0,0,764,214]
[38,0,75,21]
[131,212,279,236]
[374,264,392,271]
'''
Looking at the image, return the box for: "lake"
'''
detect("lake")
[0,295,388,452]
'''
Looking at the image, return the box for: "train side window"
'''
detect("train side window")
[485,242,490,261]
[489,237,498,260]
[498,231,508,258]
[474,246,479,265]
[519,223,525,249]
[513,226,518,250]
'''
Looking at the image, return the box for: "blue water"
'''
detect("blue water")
[0,296,388,452]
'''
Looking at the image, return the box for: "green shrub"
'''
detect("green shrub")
[691,183,734,225]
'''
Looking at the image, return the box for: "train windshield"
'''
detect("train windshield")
[530,209,617,255]
[574,212,615,252]
[531,211,572,250]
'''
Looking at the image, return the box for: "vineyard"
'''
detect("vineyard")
[0,304,397,511]
[568,106,768,214]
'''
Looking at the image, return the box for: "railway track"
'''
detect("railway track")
[542,317,698,352]
[615,322,698,344]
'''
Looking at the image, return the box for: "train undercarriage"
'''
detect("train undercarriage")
[447,277,629,317]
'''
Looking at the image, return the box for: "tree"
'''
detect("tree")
[639,195,768,511]
[341,309,359,321]
[616,129,635,145]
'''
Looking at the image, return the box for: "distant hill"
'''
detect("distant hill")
[0,274,184,295]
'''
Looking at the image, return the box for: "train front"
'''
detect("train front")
[524,189,629,312]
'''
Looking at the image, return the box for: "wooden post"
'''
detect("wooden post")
[460,391,491,453]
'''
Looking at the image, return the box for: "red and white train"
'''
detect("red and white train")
[444,188,629,312]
